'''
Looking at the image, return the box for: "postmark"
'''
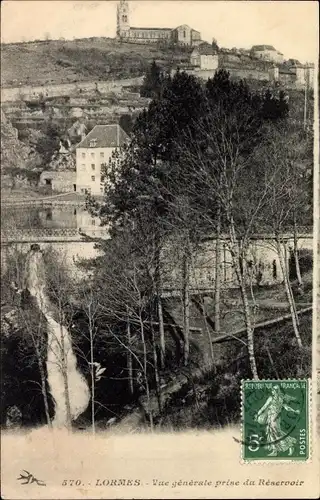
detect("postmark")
[241,379,310,461]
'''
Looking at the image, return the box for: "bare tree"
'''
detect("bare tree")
[182,108,266,379]
[91,226,164,429]
[1,247,52,428]
[18,308,52,428]
[257,125,311,348]
[74,283,105,435]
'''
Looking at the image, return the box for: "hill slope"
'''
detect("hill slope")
[1,38,190,87]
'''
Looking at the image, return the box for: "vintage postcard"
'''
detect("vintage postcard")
[1,1,319,498]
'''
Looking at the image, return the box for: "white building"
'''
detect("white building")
[294,63,315,87]
[76,124,129,195]
[251,45,284,64]
[190,43,219,70]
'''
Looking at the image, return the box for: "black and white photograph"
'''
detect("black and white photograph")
[1,1,319,498]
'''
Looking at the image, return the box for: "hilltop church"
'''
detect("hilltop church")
[116,0,202,46]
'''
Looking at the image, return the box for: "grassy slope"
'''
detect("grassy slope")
[1,38,190,87]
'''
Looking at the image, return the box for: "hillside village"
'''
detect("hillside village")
[1,0,314,200]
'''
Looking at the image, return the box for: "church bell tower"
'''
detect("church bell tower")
[117,0,130,38]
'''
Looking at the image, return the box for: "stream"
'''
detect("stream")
[24,245,90,427]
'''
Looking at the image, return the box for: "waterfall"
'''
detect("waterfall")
[24,245,90,428]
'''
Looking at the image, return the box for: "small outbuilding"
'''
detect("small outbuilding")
[39,171,77,193]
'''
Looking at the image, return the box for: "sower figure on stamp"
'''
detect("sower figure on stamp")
[254,386,300,457]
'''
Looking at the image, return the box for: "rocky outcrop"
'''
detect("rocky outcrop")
[1,109,28,171]
[48,150,76,172]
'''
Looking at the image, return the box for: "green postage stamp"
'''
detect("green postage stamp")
[241,379,310,461]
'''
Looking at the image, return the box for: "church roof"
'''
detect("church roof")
[130,26,173,31]
[77,125,129,149]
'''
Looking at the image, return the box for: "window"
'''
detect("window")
[80,188,85,194]
[91,164,95,170]
[183,30,186,38]
[46,209,52,221]
[82,152,85,158]
[91,176,95,182]
[100,152,104,158]
[81,164,85,170]
[100,187,104,193]
[89,139,97,147]
[91,219,96,226]
[91,152,95,158]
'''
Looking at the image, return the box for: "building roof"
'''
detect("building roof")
[195,42,216,55]
[174,24,192,31]
[130,24,200,33]
[286,58,303,67]
[130,26,172,32]
[251,45,276,51]
[77,125,129,149]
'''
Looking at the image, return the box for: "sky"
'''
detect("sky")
[1,1,318,63]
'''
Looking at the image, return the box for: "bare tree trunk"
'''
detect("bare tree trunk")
[276,237,303,348]
[149,311,162,414]
[248,265,258,320]
[214,203,221,334]
[229,221,259,380]
[200,294,215,363]
[293,213,303,288]
[238,269,259,380]
[155,242,165,369]
[182,247,190,366]
[59,323,72,429]
[284,241,300,326]
[88,320,95,435]
[157,295,165,369]
[126,308,134,396]
[35,345,52,428]
[138,306,153,431]
[265,345,279,379]
[20,308,52,428]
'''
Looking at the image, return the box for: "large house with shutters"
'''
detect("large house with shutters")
[75,124,129,195]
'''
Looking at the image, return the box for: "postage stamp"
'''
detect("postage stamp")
[241,379,310,461]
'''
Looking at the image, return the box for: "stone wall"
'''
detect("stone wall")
[224,67,270,82]
[1,234,312,286]
[162,236,313,291]
[1,77,144,103]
